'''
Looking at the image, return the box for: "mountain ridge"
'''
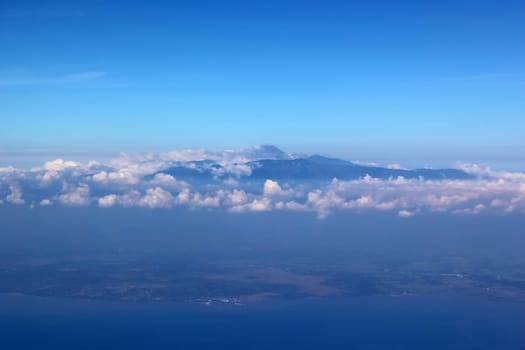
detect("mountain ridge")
[155,152,474,181]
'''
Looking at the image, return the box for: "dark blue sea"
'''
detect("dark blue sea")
[1,294,525,350]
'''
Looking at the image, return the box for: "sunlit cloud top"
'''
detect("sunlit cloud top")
[1,145,525,218]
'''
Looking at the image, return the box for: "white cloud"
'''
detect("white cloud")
[223,178,239,187]
[92,170,139,185]
[98,194,117,207]
[231,197,272,212]
[159,145,290,165]
[398,210,414,218]
[40,198,53,207]
[6,185,24,204]
[138,187,175,208]
[92,171,108,182]
[40,171,60,184]
[150,173,188,190]
[113,190,142,207]
[58,183,90,206]
[262,179,296,198]
[263,179,283,196]
[457,162,525,180]
[212,163,252,177]
[386,163,403,170]
[191,192,221,207]
[161,149,215,163]
[29,159,83,185]
[249,198,272,211]
[3,148,525,218]
[306,189,345,218]
[228,189,249,205]
[0,166,17,173]
[39,199,53,206]
[44,159,80,171]
[275,200,309,211]
[175,188,191,204]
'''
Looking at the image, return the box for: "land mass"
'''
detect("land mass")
[2,255,525,304]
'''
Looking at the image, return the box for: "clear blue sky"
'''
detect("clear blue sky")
[1,0,524,162]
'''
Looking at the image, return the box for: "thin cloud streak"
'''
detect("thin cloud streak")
[440,72,525,82]
[0,71,107,86]
[0,10,83,19]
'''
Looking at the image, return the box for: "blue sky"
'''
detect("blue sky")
[1,0,524,163]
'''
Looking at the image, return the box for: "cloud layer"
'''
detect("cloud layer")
[1,146,525,218]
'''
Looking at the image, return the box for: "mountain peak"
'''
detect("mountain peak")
[245,145,289,160]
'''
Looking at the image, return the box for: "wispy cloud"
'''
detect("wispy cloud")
[0,10,83,19]
[0,71,107,86]
[442,72,525,82]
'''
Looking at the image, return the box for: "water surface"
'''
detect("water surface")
[2,294,525,350]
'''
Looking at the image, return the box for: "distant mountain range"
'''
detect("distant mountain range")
[247,156,473,180]
[153,146,474,181]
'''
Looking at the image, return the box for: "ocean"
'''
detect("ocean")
[1,294,525,349]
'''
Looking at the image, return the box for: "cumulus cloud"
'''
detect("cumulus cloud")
[36,158,81,184]
[6,185,24,205]
[58,183,90,206]
[98,194,117,207]
[95,188,179,208]
[398,210,414,218]
[138,187,175,208]
[227,189,249,205]
[67,170,525,216]
[262,179,297,198]
[191,192,221,207]
[231,197,272,213]
[175,188,191,204]
[263,179,282,196]
[0,166,17,173]
[149,173,188,190]
[39,199,53,206]
[43,159,80,171]
[92,170,139,185]
[1,147,525,218]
